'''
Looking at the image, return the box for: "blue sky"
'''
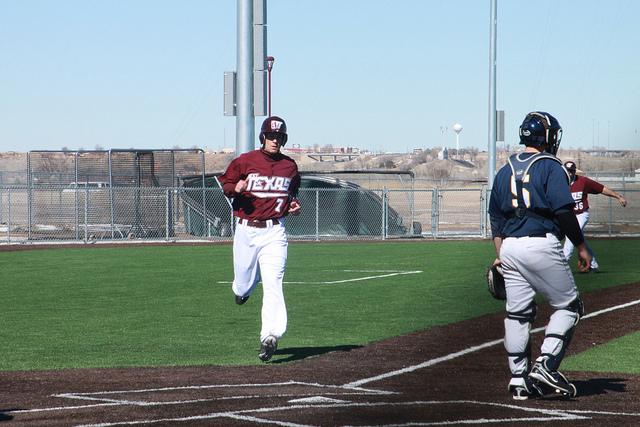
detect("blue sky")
[1,0,638,153]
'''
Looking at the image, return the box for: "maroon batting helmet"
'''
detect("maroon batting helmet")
[563,161,577,174]
[259,116,288,146]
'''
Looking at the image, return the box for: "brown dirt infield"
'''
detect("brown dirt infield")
[1,251,639,425]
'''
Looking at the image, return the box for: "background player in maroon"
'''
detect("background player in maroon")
[562,161,627,272]
[219,116,301,362]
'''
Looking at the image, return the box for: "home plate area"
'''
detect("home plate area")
[6,285,640,425]
[24,380,592,426]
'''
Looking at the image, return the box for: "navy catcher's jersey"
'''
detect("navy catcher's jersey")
[489,152,574,238]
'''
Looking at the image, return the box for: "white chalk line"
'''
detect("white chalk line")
[74,400,590,427]
[344,297,640,388]
[9,298,640,426]
[13,381,390,414]
[216,269,423,285]
[55,380,362,396]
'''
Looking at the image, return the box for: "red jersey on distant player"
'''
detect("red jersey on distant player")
[219,149,300,221]
[570,175,604,214]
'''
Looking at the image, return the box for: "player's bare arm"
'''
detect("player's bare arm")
[602,186,627,207]
[492,236,503,266]
[288,199,301,216]
[234,179,248,194]
[576,243,592,272]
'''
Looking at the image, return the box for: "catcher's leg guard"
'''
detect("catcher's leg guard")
[540,297,583,371]
[505,301,537,378]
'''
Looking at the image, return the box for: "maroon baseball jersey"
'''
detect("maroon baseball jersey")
[219,149,300,221]
[570,175,604,214]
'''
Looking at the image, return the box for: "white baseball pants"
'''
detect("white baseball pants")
[562,211,598,269]
[232,219,288,342]
[500,234,580,377]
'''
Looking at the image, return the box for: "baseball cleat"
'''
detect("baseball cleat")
[235,294,250,305]
[529,362,577,398]
[258,335,278,362]
[508,378,542,400]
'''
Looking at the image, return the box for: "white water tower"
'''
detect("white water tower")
[452,123,463,157]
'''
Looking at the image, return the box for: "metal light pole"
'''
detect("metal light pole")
[236,0,254,154]
[487,0,497,188]
[266,56,275,117]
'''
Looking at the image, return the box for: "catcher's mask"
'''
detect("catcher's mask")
[259,116,288,146]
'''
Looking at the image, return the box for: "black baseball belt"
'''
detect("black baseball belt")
[237,218,280,228]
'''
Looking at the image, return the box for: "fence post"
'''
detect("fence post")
[202,185,208,237]
[382,188,388,240]
[315,189,319,241]
[27,153,32,241]
[75,152,80,240]
[84,184,89,242]
[431,189,439,238]
[410,185,415,236]
[73,187,79,240]
[7,188,11,243]
[186,204,191,234]
[166,188,170,241]
[608,198,613,237]
[109,186,115,240]
[108,150,114,240]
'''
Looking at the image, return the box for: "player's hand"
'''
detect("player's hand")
[288,200,301,216]
[234,179,248,194]
[576,244,592,273]
[619,197,627,207]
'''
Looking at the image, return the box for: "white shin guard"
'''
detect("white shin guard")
[539,309,579,370]
[504,317,533,377]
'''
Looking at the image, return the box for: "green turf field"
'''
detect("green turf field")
[563,332,640,374]
[1,238,638,371]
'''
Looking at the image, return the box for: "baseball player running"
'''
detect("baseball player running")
[219,116,301,362]
[489,111,591,400]
[561,160,627,272]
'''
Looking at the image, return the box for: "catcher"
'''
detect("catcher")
[488,111,591,400]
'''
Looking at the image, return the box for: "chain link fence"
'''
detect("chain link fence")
[1,184,639,244]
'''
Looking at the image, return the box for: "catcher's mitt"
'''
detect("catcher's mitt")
[486,264,506,300]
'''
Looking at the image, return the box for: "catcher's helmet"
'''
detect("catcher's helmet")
[519,111,562,155]
[259,116,288,146]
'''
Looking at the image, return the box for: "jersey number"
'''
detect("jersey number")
[274,198,284,213]
[510,175,531,208]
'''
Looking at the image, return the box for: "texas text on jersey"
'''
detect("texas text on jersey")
[569,175,604,214]
[219,149,301,221]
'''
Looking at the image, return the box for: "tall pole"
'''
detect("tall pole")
[487,0,497,188]
[267,56,274,116]
[236,0,254,154]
